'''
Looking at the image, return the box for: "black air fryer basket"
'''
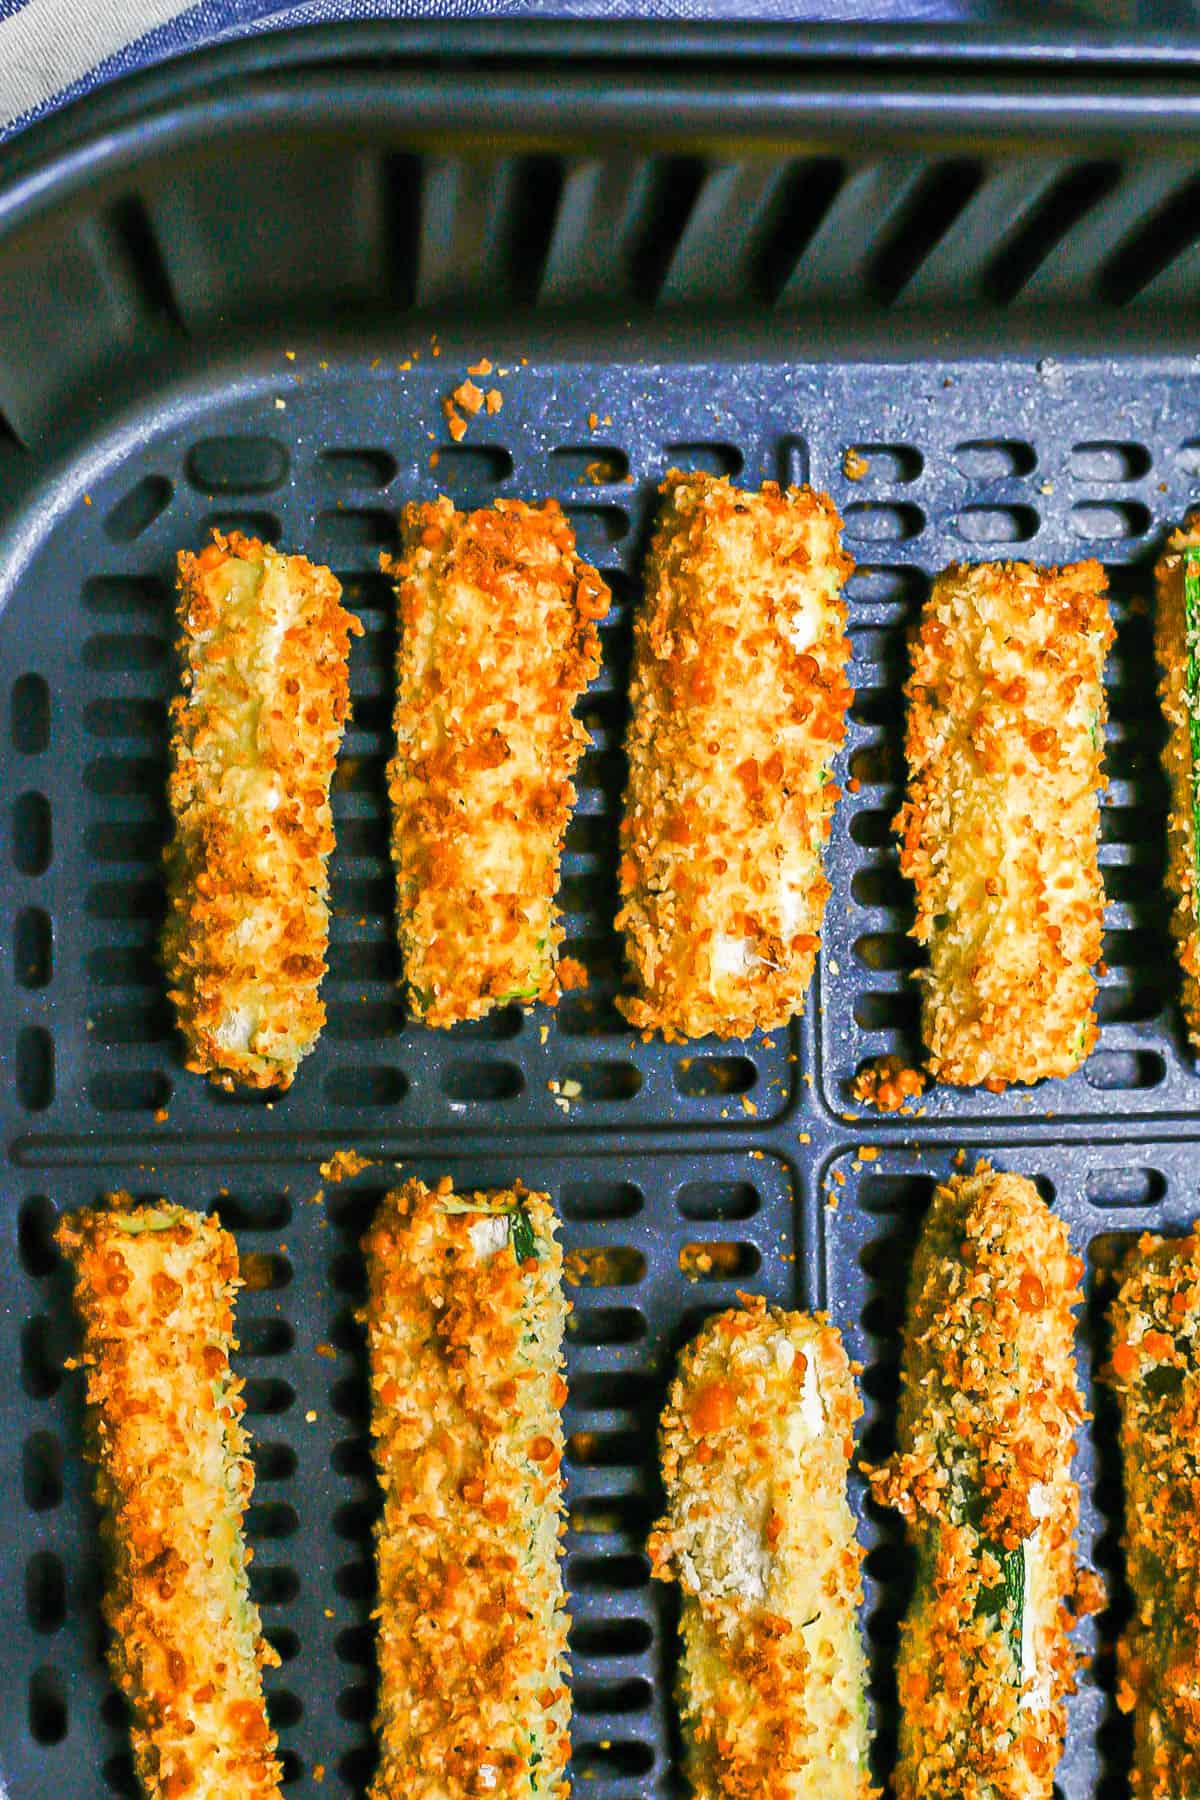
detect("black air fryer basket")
[6,23,1200,1798]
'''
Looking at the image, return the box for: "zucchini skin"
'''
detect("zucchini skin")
[363,1179,570,1800]
[649,1296,871,1800]
[1154,522,1200,1049]
[870,1165,1093,1800]
[1109,1229,1200,1798]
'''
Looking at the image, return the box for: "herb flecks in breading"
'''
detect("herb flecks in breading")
[895,560,1112,1088]
[362,1179,569,1800]
[650,1296,873,1800]
[163,532,361,1089]
[57,1199,283,1800]
[616,471,854,1042]
[870,1164,1095,1800]
[386,498,605,1029]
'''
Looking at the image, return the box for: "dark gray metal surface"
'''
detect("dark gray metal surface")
[6,32,1200,1800]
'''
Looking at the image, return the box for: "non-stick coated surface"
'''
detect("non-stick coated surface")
[2,345,1199,1800]
[10,29,1200,1798]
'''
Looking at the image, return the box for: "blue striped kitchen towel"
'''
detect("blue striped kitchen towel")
[0,0,1154,144]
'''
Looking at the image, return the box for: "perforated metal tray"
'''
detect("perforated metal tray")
[7,23,1200,1800]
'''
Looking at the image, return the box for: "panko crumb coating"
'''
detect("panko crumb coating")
[385,496,606,1028]
[57,1199,283,1800]
[1154,520,1200,1049]
[1109,1228,1200,1798]
[163,531,362,1090]
[649,1296,872,1800]
[870,1165,1097,1800]
[895,560,1112,1089]
[362,1178,570,1800]
[616,471,854,1042]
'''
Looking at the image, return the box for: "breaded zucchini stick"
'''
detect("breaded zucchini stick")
[648,1296,871,1800]
[163,531,361,1089]
[894,560,1112,1088]
[870,1165,1094,1800]
[363,1178,570,1799]
[616,471,854,1041]
[1109,1229,1200,1796]
[57,1198,282,1800]
[386,497,606,1027]
[1154,520,1200,1048]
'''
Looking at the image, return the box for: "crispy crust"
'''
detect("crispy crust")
[163,531,361,1089]
[1109,1230,1200,1797]
[1154,522,1200,1049]
[894,560,1112,1088]
[869,1166,1092,1800]
[615,471,854,1042]
[56,1199,283,1800]
[363,1179,570,1799]
[385,497,605,1028]
[649,1297,872,1800]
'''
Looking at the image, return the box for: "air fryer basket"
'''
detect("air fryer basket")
[7,24,1200,1798]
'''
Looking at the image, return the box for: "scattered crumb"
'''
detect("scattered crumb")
[826,1189,840,1211]
[429,450,440,469]
[315,1342,336,1360]
[740,1095,758,1116]
[453,378,485,416]
[539,1025,550,1045]
[324,1609,335,1620]
[83,493,92,506]
[1040,480,1054,495]
[319,1149,374,1183]
[241,1253,276,1292]
[313,1767,325,1785]
[399,358,412,371]
[485,388,502,414]
[857,1145,879,1162]
[851,1055,927,1113]
[305,1410,318,1424]
[284,350,296,362]
[797,1131,811,1144]
[152,1107,169,1124]
[468,357,493,376]
[953,1146,968,1167]
[842,447,869,481]
[587,410,599,429]
[274,397,286,410]
[561,1078,582,1100]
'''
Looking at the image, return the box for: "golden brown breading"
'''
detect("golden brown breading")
[363,1179,570,1800]
[163,531,361,1089]
[1108,1229,1200,1798]
[57,1198,283,1800]
[894,560,1112,1089]
[870,1165,1096,1800]
[1154,521,1200,1049]
[649,1297,871,1800]
[615,471,854,1042]
[385,497,606,1028]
